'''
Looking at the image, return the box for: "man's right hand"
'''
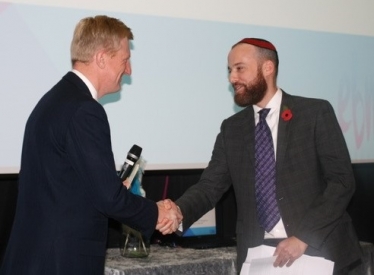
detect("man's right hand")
[156,199,183,235]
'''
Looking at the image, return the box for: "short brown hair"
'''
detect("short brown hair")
[70,15,133,65]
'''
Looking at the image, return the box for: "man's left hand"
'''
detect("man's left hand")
[273,236,308,267]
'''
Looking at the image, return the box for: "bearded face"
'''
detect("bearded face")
[233,66,268,107]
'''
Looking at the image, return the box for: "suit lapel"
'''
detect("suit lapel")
[241,106,256,167]
[237,92,295,176]
[276,91,294,169]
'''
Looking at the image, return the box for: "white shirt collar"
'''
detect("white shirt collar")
[253,88,283,116]
[72,69,98,100]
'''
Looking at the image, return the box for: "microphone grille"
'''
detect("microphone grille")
[129,144,142,158]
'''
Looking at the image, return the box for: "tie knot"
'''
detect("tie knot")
[259,108,270,121]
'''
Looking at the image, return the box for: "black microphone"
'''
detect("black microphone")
[118,144,142,180]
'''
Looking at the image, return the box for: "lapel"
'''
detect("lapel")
[241,106,256,167]
[276,91,294,170]
[236,91,295,174]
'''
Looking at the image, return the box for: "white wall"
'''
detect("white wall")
[1,1,374,173]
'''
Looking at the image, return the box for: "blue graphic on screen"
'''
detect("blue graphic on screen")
[183,208,217,237]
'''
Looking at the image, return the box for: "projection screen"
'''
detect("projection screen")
[1,0,374,173]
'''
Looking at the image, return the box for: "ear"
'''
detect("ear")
[262,60,275,77]
[95,50,106,69]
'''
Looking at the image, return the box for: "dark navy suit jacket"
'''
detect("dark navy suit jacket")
[0,72,158,275]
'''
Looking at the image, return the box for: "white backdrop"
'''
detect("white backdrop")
[1,1,374,173]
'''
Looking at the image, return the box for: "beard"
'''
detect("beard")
[233,69,268,107]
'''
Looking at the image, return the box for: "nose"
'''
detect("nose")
[228,71,237,84]
[124,60,132,75]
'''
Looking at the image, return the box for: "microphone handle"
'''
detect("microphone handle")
[119,155,138,180]
[118,163,131,180]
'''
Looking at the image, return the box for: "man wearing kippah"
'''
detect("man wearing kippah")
[166,38,362,274]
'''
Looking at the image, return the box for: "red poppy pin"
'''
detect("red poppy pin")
[281,106,293,121]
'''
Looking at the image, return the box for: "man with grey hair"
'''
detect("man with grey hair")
[0,15,181,275]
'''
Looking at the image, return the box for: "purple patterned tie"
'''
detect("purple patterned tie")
[255,108,280,232]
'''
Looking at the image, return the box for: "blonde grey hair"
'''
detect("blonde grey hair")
[70,15,133,65]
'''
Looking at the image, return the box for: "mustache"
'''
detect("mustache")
[232,82,245,90]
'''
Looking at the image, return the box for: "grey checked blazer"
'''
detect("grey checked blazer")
[176,91,362,272]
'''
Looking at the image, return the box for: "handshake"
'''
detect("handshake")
[122,179,183,235]
[156,199,183,235]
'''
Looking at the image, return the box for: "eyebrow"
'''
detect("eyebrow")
[228,62,246,70]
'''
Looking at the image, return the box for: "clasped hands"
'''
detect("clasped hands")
[122,180,182,235]
[156,199,183,235]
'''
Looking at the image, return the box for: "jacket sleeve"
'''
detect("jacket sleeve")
[66,100,157,239]
[176,120,233,231]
